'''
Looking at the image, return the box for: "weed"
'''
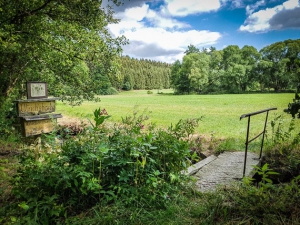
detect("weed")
[214,138,243,154]
[264,116,300,182]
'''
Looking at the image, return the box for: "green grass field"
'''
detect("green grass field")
[57,90,299,140]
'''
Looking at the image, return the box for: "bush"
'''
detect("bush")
[106,87,119,95]
[263,116,300,182]
[0,97,19,136]
[99,87,119,95]
[8,108,199,224]
[122,82,131,91]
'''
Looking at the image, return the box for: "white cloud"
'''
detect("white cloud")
[163,0,222,17]
[283,0,300,9]
[240,7,278,32]
[240,0,300,32]
[220,0,245,9]
[114,4,149,23]
[112,25,221,62]
[231,0,244,8]
[107,2,222,63]
[246,0,265,15]
[122,4,149,21]
[146,9,190,29]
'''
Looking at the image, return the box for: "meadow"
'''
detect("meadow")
[57,90,299,142]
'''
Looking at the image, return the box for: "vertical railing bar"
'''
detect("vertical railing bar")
[259,111,269,159]
[240,107,276,177]
[243,116,251,177]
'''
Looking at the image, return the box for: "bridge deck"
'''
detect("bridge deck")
[187,151,260,192]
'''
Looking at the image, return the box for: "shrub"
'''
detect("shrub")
[9,108,199,223]
[106,87,119,95]
[264,116,300,181]
[122,82,131,91]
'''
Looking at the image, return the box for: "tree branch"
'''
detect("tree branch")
[1,0,54,25]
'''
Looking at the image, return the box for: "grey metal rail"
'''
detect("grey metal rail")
[240,107,277,177]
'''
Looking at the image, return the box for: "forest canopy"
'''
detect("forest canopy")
[0,0,127,106]
[170,40,300,94]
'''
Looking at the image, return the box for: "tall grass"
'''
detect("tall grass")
[57,90,299,141]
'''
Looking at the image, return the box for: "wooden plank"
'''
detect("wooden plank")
[15,97,60,103]
[17,101,56,116]
[21,118,57,137]
[22,114,62,121]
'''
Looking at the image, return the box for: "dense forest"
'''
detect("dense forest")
[111,56,171,92]
[170,39,300,94]
[88,56,172,94]
[91,39,300,95]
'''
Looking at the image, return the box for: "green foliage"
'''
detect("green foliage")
[170,117,202,140]
[170,53,210,94]
[267,114,295,145]
[106,87,119,95]
[170,39,300,95]
[123,81,132,91]
[117,56,171,91]
[0,98,17,135]
[2,105,300,224]
[214,138,243,154]
[0,0,126,109]
[192,175,300,224]
[252,163,279,188]
[89,68,117,95]
[284,84,300,118]
[8,108,198,223]
[264,116,300,181]
[260,39,300,91]
[184,44,200,55]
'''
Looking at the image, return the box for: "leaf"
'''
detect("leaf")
[18,202,29,211]
[10,217,17,222]
[267,171,279,175]
[264,178,273,184]
[261,163,269,172]
[74,179,78,187]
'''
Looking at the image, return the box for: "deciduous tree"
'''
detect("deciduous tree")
[0,0,126,106]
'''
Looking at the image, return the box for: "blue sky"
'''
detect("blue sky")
[103,0,300,63]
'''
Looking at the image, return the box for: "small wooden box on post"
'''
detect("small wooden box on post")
[15,82,62,137]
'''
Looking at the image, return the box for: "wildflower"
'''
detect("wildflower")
[100,108,108,116]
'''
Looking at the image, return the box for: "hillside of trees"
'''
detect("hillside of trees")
[170,39,300,94]
[113,56,171,91]
[90,38,300,95]
[89,56,172,94]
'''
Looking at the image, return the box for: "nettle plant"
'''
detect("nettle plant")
[10,108,200,224]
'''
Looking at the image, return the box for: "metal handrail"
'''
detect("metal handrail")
[240,107,277,177]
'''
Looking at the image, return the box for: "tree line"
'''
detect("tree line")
[170,39,300,94]
[89,56,172,94]
[117,56,171,91]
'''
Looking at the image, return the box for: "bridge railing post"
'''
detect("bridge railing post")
[240,107,277,177]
